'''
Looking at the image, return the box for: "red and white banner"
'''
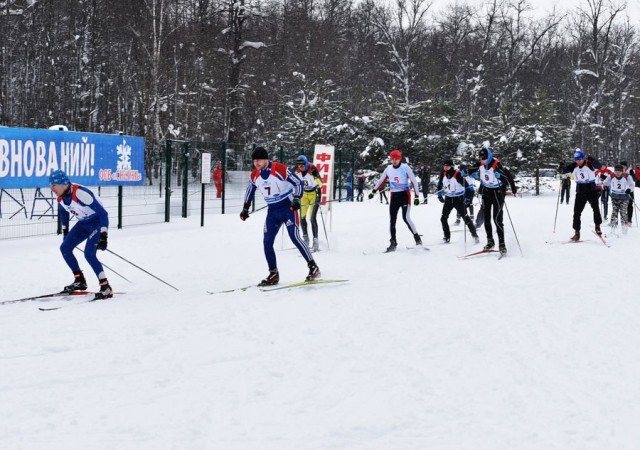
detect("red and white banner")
[313,144,335,206]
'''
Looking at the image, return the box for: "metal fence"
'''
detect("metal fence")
[0,140,359,240]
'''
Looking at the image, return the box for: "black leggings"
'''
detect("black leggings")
[389,191,418,240]
[573,190,602,231]
[482,189,505,244]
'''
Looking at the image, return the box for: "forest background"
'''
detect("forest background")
[1,0,639,177]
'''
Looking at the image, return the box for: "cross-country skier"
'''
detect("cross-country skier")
[49,169,112,300]
[595,164,612,220]
[240,147,320,286]
[437,159,479,244]
[560,149,603,241]
[294,155,323,251]
[466,147,517,255]
[620,161,637,224]
[368,149,422,251]
[603,164,634,233]
[558,161,572,204]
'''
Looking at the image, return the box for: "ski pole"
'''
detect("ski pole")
[553,180,561,233]
[106,249,180,291]
[463,216,467,247]
[76,248,132,282]
[503,197,523,256]
[319,206,330,250]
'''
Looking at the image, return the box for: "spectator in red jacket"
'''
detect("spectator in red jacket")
[212,164,223,198]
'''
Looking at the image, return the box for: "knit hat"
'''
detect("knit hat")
[296,155,309,170]
[574,149,585,160]
[479,148,489,160]
[620,160,628,167]
[389,149,402,160]
[251,146,269,160]
[614,164,623,172]
[48,169,70,185]
[443,158,454,166]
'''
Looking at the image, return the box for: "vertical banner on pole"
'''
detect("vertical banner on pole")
[200,153,212,227]
[313,144,335,210]
[201,153,212,184]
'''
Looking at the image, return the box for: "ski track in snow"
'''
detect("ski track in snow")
[1,193,640,449]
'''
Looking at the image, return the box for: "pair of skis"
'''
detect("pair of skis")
[457,249,505,260]
[363,246,430,255]
[208,278,348,294]
[1,291,121,311]
[547,231,611,248]
[1,290,94,306]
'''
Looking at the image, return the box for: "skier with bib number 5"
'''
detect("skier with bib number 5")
[368,149,422,251]
[49,169,113,300]
[240,147,320,286]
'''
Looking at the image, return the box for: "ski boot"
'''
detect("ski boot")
[306,260,321,281]
[63,271,87,293]
[472,234,480,244]
[570,230,580,242]
[453,218,461,226]
[595,225,602,236]
[386,238,398,252]
[259,269,279,286]
[94,279,113,300]
[413,233,422,246]
[442,236,450,244]
[312,238,320,252]
[499,242,507,256]
[483,239,495,251]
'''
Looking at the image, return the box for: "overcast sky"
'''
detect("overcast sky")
[424,0,640,24]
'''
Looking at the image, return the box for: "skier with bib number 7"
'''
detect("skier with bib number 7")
[240,147,321,286]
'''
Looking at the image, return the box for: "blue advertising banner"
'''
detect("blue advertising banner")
[0,127,146,188]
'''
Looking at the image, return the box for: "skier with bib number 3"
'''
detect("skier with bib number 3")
[560,149,603,242]
[240,147,320,286]
[49,169,113,300]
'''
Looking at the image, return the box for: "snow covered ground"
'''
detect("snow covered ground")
[2,190,640,450]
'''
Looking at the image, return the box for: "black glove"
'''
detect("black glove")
[291,197,301,210]
[368,189,377,200]
[464,196,472,206]
[62,228,69,239]
[600,174,607,180]
[413,198,420,206]
[96,232,108,251]
[626,188,631,194]
[512,187,518,196]
[438,195,445,203]
[240,208,250,221]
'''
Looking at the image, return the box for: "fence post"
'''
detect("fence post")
[221,141,226,215]
[165,140,172,222]
[118,185,123,229]
[56,207,62,235]
[182,141,189,218]
[338,148,343,202]
[251,143,256,213]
